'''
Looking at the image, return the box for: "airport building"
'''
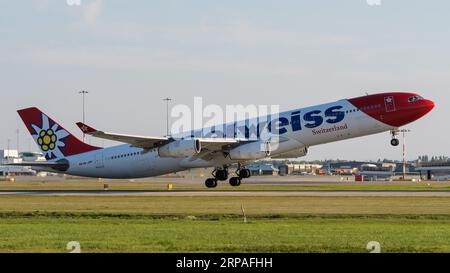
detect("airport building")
[0,149,19,159]
[324,161,418,181]
[326,161,367,175]
[0,149,41,177]
[416,162,450,180]
[278,163,323,176]
[356,163,396,181]
[246,162,279,176]
[19,152,46,162]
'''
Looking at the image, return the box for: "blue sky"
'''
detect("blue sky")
[1,0,449,161]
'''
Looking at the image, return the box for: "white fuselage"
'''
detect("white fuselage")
[63,99,393,179]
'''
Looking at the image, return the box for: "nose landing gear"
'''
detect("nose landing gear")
[391,138,400,146]
[390,130,400,146]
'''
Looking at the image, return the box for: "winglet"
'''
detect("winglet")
[76,122,98,134]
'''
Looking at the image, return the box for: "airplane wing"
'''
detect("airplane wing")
[76,122,169,149]
[77,122,255,155]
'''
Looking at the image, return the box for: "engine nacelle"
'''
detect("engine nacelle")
[158,139,201,158]
[271,147,308,159]
[229,141,271,160]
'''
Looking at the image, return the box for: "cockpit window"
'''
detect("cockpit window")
[408,96,424,102]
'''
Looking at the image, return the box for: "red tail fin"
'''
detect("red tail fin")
[17,107,101,160]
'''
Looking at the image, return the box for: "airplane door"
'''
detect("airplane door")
[95,153,104,169]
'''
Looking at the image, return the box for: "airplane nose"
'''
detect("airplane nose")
[423,99,435,113]
[427,99,435,110]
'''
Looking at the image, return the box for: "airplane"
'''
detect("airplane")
[435,175,450,181]
[9,92,434,188]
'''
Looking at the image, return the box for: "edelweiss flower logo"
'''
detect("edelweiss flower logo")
[31,114,70,159]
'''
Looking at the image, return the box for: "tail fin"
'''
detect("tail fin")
[18,107,101,160]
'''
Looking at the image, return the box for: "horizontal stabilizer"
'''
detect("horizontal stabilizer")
[6,159,70,172]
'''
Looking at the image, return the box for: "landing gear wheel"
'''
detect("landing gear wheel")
[238,169,251,179]
[229,177,241,187]
[391,138,400,146]
[390,130,400,147]
[214,169,229,181]
[205,178,218,188]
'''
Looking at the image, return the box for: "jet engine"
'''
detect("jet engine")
[158,139,201,158]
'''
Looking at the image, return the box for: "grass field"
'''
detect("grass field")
[1,196,450,214]
[1,214,449,253]
[0,195,449,253]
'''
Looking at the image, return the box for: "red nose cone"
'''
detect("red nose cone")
[348,92,435,127]
[408,99,435,125]
[424,99,435,113]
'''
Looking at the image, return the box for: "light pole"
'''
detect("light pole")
[400,129,411,180]
[79,90,89,142]
[7,139,11,159]
[16,129,19,153]
[163,98,172,137]
[16,116,20,153]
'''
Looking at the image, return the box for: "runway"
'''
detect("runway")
[1,190,450,197]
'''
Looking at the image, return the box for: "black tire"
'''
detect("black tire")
[239,169,251,179]
[215,170,228,181]
[229,177,241,187]
[236,179,241,186]
[205,178,218,188]
[391,139,400,146]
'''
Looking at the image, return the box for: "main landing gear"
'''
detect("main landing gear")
[205,178,218,188]
[204,165,252,188]
[205,167,228,189]
[390,130,400,146]
[229,168,252,187]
